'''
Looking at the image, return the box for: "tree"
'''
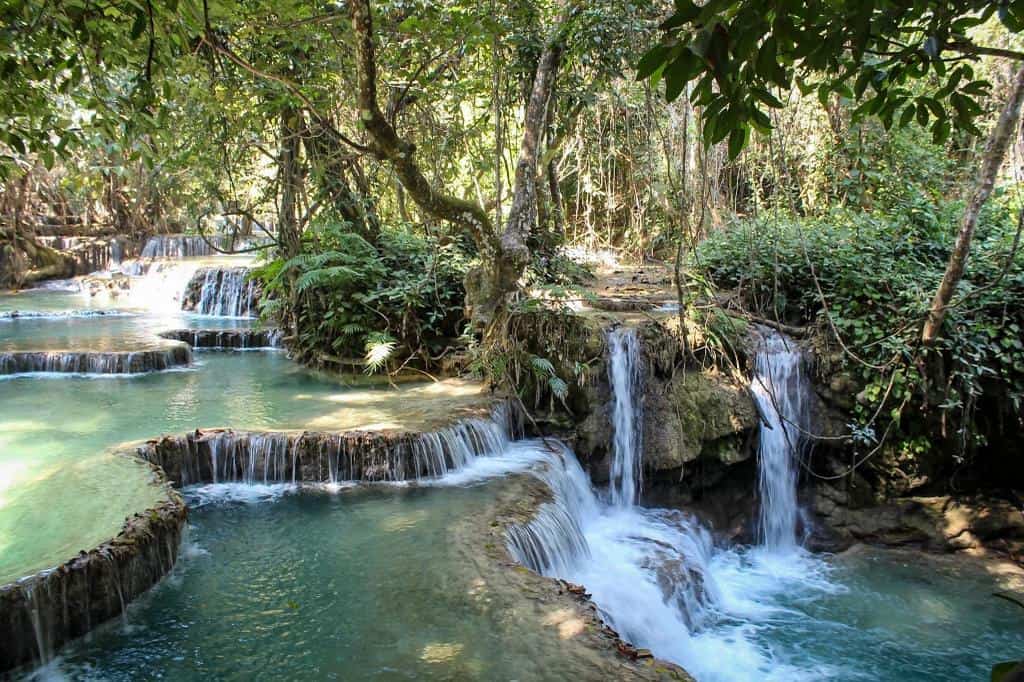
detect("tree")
[640,1,1024,344]
[349,0,571,331]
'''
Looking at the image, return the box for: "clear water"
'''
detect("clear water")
[0,266,486,584]
[509,329,1024,682]
[6,259,1024,682]
[36,482,615,681]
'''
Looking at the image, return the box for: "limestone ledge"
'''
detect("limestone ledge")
[476,474,694,681]
[0,344,192,375]
[0,463,187,673]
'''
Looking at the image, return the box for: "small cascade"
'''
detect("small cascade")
[142,404,516,486]
[158,328,284,350]
[36,235,130,275]
[121,260,203,312]
[0,346,192,375]
[182,267,260,317]
[410,409,511,479]
[23,584,52,665]
[506,441,595,575]
[0,310,135,321]
[140,235,229,259]
[749,331,808,551]
[607,326,643,507]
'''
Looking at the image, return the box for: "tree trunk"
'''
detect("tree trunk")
[470,15,566,329]
[349,0,568,330]
[302,116,380,242]
[349,0,493,249]
[921,64,1024,345]
[278,107,304,259]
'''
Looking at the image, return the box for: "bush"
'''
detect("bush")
[696,195,1024,461]
[255,221,470,371]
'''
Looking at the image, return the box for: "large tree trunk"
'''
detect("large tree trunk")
[921,65,1024,344]
[302,116,380,243]
[349,0,493,250]
[469,30,564,328]
[349,0,569,331]
[278,107,304,259]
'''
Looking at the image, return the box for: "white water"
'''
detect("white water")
[503,327,843,681]
[185,267,260,318]
[750,331,807,550]
[607,327,642,507]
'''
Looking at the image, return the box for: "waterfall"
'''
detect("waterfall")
[506,440,596,575]
[36,235,129,274]
[607,327,643,507]
[749,331,807,551]
[143,404,515,486]
[140,235,228,259]
[158,328,284,350]
[182,267,260,317]
[0,346,192,375]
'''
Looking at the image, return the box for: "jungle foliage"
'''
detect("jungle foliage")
[699,194,1024,462]
[256,222,469,371]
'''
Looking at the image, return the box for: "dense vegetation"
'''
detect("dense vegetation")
[2,0,1024,483]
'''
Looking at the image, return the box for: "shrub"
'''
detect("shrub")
[255,221,469,371]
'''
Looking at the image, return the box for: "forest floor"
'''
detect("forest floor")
[578,260,676,313]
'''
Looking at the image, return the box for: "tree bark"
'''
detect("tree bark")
[302,116,380,242]
[921,64,1024,345]
[278,107,304,258]
[349,0,493,251]
[470,13,567,328]
[349,0,569,330]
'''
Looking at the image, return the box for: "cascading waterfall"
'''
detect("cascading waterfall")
[607,326,643,507]
[506,324,817,680]
[140,235,229,259]
[144,404,515,486]
[36,235,128,274]
[0,346,192,375]
[158,328,284,350]
[749,331,807,551]
[181,267,260,317]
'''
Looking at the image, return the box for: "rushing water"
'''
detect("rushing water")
[506,326,1024,681]
[184,266,261,318]
[607,327,643,507]
[750,331,807,550]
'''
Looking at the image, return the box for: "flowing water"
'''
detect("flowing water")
[750,331,806,549]
[506,326,1024,681]
[38,482,610,681]
[4,255,1023,680]
[0,253,486,584]
[607,327,643,507]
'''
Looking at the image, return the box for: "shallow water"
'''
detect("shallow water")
[0,269,484,584]
[36,483,597,681]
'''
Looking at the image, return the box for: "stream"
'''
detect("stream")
[2,243,1022,680]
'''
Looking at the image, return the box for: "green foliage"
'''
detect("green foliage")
[639,0,1021,157]
[698,196,1024,456]
[255,221,469,371]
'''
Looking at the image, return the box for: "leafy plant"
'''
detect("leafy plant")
[254,220,469,372]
